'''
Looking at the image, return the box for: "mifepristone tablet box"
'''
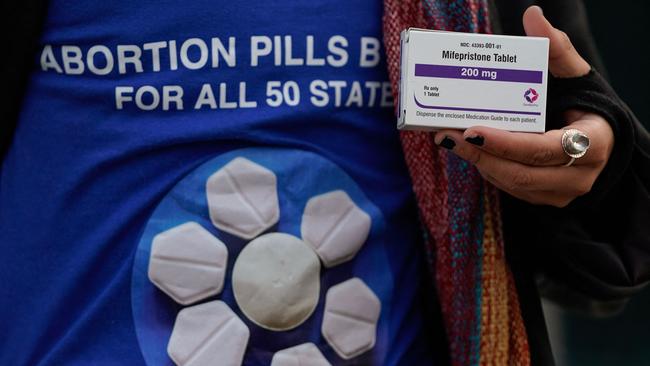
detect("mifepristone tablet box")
[398,28,549,133]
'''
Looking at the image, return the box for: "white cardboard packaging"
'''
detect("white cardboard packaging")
[398,28,549,133]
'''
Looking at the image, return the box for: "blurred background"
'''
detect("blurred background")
[544,1,650,365]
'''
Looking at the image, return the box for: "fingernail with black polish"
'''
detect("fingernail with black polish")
[439,136,456,150]
[465,135,484,146]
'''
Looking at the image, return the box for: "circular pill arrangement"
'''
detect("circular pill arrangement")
[132,149,390,366]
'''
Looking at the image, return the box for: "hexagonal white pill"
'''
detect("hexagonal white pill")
[321,278,381,360]
[271,343,331,366]
[206,157,280,239]
[168,300,249,366]
[232,233,320,331]
[301,190,371,267]
[148,222,228,305]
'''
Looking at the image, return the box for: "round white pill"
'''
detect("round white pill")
[232,232,320,331]
[167,300,249,366]
[206,157,280,240]
[301,190,371,268]
[148,222,228,305]
[271,343,331,366]
[321,278,381,360]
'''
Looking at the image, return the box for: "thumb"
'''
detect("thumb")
[523,6,590,78]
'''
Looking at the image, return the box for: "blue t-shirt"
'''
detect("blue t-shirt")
[0,1,441,365]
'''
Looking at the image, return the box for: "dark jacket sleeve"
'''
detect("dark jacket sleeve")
[497,0,650,312]
[0,0,49,162]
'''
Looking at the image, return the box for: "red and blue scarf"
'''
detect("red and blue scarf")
[382,1,531,365]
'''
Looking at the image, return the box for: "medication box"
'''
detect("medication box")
[398,28,549,132]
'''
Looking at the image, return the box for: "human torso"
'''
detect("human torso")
[0,1,437,365]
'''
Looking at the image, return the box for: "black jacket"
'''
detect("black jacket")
[2,1,649,365]
[494,1,650,365]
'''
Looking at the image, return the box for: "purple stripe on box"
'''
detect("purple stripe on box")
[414,96,541,116]
[415,64,543,84]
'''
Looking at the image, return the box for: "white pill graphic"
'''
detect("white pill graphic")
[232,232,320,331]
[321,278,381,360]
[301,190,371,267]
[206,157,280,240]
[271,343,332,366]
[148,222,228,305]
[167,301,249,366]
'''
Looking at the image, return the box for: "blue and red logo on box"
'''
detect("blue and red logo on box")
[524,88,539,103]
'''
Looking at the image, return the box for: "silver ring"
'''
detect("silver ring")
[561,129,590,167]
[564,157,576,167]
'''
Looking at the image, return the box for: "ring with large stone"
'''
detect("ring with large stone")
[561,128,590,167]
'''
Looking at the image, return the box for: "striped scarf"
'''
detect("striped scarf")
[382,1,531,365]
